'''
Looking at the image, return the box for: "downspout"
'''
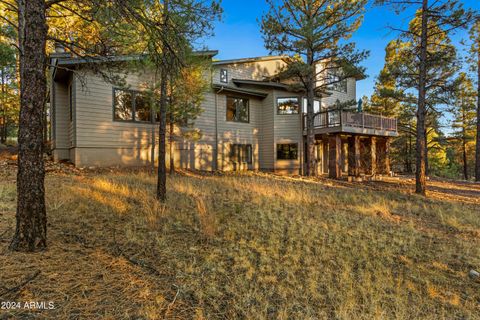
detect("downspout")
[214,85,224,171]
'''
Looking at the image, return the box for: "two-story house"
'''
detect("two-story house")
[49,50,397,177]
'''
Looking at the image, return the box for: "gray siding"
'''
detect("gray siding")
[51,56,359,171]
[259,92,274,170]
[52,80,70,160]
[213,59,286,85]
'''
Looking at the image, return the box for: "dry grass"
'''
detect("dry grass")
[0,166,479,319]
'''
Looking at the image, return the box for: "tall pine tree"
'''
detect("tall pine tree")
[261,0,368,176]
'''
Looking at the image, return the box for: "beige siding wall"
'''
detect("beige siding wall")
[52,80,70,161]
[215,94,262,171]
[259,92,274,170]
[213,59,286,85]
[321,78,357,108]
[52,57,358,172]
[273,91,304,174]
[72,70,157,166]
[173,90,216,171]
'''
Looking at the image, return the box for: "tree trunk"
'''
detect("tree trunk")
[475,41,480,181]
[10,0,48,252]
[424,130,429,176]
[169,114,174,174]
[415,0,428,196]
[305,49,316,176]
[156,66,167,202]
[463,135,468,180]
[1,69,6,144]
[156,0,169,201]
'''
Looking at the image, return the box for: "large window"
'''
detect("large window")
[277,97,299,115]
[226,97,249,123]
[114,88,150,122]
[277,143,298,160]
[327,70,348,93]
[230,144,252,164]
[134,93,150,122]
[302,98,321,114]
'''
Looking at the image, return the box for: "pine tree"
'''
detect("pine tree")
[375,0,474,195]
[261,0,368,176]
[450,73,477,180]
[4,0,220,250]
[468,19,480,181]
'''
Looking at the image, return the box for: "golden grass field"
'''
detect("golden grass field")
[0,164,479,319]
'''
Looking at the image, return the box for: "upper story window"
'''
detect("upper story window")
[277,97,299,115]
[226,96,249,123]
[220,69,228,83]
[327,70,348,93]
[277,143,298,160]
[114,88,150,122]
[302,98,321,114]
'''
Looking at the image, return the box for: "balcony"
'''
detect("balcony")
[303,109,398,137]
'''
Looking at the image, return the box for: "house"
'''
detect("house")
[49,50,397,177]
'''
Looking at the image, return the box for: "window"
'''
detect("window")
[302,98,321,114]
[277,143,298,160]
[134,93,150,122]
[114,89,133,121]
[68,84,73,122]
[277,97,300,115]
[220,69,228,83]
[327,70,347,93]
[113,88,151,122]
[230,144,252,164]
[226,97,249,123]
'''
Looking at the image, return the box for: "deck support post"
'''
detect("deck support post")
[385,138,390,174]
[369,136,377,175]
[329,134,342,179]
[322,135,329,174]
[348,135,361,177]
[342,140,348,173]
[378,137,391,175]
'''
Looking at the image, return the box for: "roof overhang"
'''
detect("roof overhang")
[50,50,219,81]
[232,79,291,91]
[212,84,268,99]
[52,50,219,67]
[212,55,286,66]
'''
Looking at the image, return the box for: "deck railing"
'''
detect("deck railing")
[304,109,397,132]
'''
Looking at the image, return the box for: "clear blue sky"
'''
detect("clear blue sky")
[203,0,480,98]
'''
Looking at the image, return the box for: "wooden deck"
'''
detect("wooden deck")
[303,110,398,137]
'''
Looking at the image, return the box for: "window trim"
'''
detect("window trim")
[220,68,228,83]
[112,87,152,123]
[276,97,300,115]
[226,96,250,123]
[302,98,322,114]
[276,143,299,161]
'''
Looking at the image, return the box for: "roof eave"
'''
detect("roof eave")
[212,84,268,99]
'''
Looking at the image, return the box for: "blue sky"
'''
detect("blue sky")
[203,0,480,98]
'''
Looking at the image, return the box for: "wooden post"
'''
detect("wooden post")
[329,134,342,179]
[322,135,329,174]
[385,138,390,175]
[355,136,361,177]
[370,136,376,175]
[348,137,355,176]
[342,140,348,173]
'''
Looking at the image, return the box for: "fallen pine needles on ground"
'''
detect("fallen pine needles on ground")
[0,165,479,319]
